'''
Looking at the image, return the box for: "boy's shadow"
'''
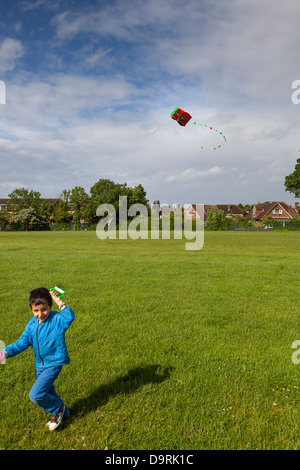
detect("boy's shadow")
[66,364,174,423]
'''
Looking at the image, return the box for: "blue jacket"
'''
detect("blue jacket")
[5,306,75,368]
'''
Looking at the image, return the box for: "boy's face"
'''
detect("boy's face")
[31,302,51,322]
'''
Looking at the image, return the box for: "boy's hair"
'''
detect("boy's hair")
[29,287,53,308]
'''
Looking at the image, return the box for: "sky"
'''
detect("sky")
[0,0,300,206]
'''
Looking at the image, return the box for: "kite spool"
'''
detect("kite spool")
[50,285,67,298]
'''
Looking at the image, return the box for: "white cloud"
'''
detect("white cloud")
[0,38,23,73]
[49,0,300,112]
[85,48,112,65]
[21,0,63,11]
[0,71,299,204]
[168,5,298,105]
[2,74,138,137]
[1,1,300,205]
[166,166,225,183]
[52,0,179,40]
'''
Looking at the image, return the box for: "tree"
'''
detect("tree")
[237,203,253,212]
[84,179,123,223]
[262,216,281,229]
[7,188,54,230]
[13,207,42,231]
[0,209,9,230]
[285,158,300,198]
[53,189,73,228]
[91,179,124,206]
[205,206,228,231]
[233,214,250,226]
[127,184,149,208]
[70,186,89,230]
[7,188,43,213]
[85,179,149,224]
[39,199,54,229]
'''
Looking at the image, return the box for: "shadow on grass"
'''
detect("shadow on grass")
[67,364,174,422]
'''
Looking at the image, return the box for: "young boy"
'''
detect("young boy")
[0,287,75,431]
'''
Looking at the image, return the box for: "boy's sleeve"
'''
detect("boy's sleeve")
[59,305,75,331]
[4,323,32,358]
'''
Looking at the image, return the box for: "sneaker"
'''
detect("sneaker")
[48,404,66,431]
[46,409,69,427]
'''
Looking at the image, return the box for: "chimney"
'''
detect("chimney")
[294,202,299,211]
[228,204,231,211]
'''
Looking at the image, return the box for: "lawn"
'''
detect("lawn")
[1,230,300,450]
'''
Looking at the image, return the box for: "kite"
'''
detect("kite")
[170,107,192,127]
[170,107,227,149]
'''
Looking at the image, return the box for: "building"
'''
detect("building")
[184,204,248,221]
[249,201,300,226]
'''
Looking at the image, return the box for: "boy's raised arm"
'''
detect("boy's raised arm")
[50,290,75,331]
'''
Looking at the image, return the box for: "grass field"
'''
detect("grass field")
[1,230,300,450]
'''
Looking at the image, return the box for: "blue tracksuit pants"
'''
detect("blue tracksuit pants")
[29,366,69,417]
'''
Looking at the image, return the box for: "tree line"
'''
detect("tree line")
[1,157,300,231]
[0,179,149,231]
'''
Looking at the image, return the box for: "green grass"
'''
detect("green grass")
[1,231,300,450]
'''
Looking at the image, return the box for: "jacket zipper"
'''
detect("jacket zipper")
[36,322,44,367]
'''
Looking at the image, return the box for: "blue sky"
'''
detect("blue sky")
[1,0,300,205]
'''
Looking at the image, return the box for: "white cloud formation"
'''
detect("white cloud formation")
[21,0,63,11]
[0,38,23,73]
[166,166,225,183]
[85,48,112,65]
[1,69,299,204]
[50,0,300,107]
[1,1,300,205]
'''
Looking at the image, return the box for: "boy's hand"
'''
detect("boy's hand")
[50,290,65,308]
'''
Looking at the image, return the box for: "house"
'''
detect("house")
[249,201,300,226]
[0,199,8,211]
[184,204,247,221]
[215,204,248,217]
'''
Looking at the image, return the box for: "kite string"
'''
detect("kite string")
[193,121,227,149]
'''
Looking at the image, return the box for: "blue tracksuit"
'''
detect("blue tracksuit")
[4,306,75,416]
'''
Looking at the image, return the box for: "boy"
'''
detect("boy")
[0,287,75,431]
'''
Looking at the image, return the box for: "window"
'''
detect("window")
[273,209,282,215]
